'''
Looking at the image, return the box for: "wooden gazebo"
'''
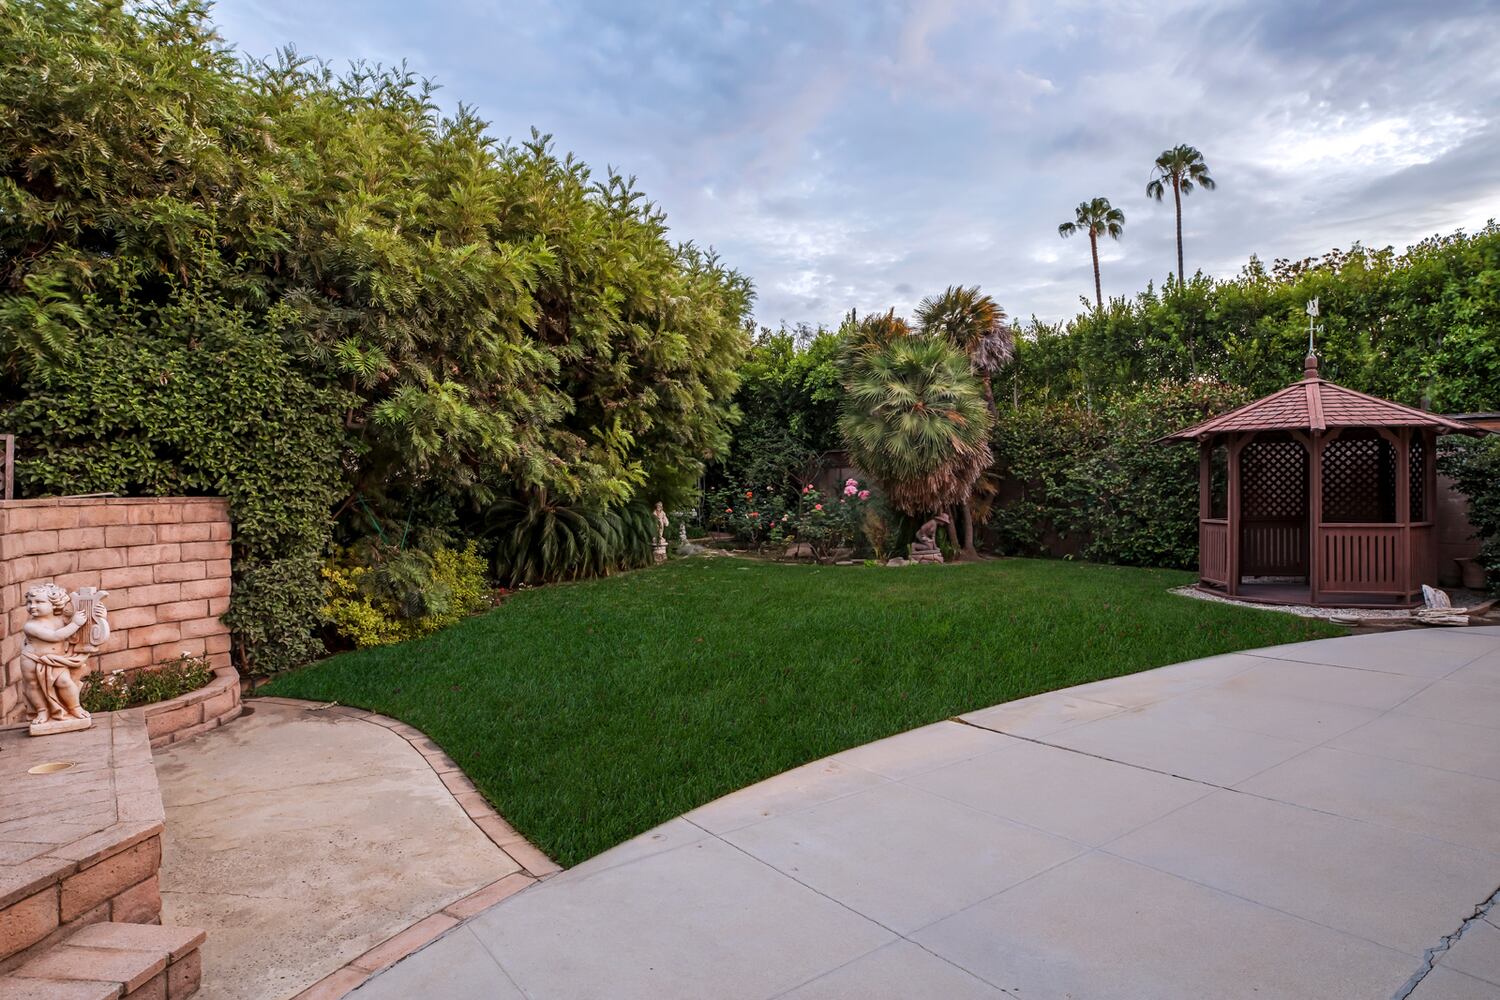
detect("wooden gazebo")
[1164,354,1484,607]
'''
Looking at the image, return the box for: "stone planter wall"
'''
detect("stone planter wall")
[0,496,233,725]
[144,666,242,750]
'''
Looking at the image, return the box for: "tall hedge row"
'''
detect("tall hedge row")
[0,0,752,673]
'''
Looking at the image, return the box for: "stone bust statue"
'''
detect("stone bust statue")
[20,582,110,736]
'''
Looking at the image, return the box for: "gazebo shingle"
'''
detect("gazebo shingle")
[1163,358,1478,440]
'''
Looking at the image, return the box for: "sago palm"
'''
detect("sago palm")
[916,285,1015,417]
[1146,144,1216,285]
[840,335,992,557]
[1058,198,1125,311]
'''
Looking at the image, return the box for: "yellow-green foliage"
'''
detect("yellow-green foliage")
[322,543,492,649]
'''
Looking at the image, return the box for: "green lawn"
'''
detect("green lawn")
[260,558,1343,866]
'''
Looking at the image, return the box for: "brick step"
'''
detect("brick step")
[0,921,204,999]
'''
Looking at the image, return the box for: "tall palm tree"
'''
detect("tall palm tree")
[840,335,992,558]
[1058,198,1125,311]
[1146,144,1215,285]
[915,285,1015,418]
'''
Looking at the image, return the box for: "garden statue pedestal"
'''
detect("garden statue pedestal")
[20,583,111,737]
[909,514,950,564]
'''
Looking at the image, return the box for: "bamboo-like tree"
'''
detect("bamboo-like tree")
[840,335,992,558]
[915,285,1015,418]
[1146,144,1216,285]
[1058,198,1125,311]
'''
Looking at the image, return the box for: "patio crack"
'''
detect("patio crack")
[1390,882,1500,1000]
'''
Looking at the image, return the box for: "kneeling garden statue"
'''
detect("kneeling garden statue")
[21,582,111,736]
[909,514,950,564]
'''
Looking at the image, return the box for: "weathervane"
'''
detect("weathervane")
[1305,297,1321,357]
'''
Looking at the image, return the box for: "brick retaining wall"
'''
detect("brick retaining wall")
[0,497,233,725]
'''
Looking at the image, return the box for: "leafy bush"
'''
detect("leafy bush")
[705,486,790,546]
[989,380,1249,568]
[1439,436,1500,594]
[785,479,872,560]
[322,543,492,649]
[1,0,752,674]
[81,654,215,713]
[485,494,655,587]
[1012,232,1500,415]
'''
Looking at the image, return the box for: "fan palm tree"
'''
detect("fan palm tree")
[840,335,992,558]
[915,285,1015,417]
[1146,144,1215,285]
[1058,198,1125,311]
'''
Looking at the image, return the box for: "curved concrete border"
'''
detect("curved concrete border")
[244,698,560,1000]
[142,666,242,750]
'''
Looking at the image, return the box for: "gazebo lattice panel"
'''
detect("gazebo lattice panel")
[1240,440,1307,519]
[1408,435,1425,522]
[1239,438,1308,577]
[1321,434,1396,524]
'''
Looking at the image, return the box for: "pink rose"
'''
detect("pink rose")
[843,483,857,496]
[858,490,870,500]
[814,503,823,511]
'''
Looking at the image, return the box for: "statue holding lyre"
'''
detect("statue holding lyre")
[20,583,111,736]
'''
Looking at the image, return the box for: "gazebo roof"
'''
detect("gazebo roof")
[1163,355,1482,441]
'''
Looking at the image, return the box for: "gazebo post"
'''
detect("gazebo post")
[1395,428,1411,601]
[1226,433,1245,596]
[1308,431,1322,606]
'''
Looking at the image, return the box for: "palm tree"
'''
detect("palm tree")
[915,285,1015,418]
[840,335,992,558]
[1058,198,1125,311]
[1146,144,1215,285]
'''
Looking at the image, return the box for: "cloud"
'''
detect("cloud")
[211,0,1500,326]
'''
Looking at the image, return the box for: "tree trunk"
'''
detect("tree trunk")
[1173,177,1197,374]
[1173,177,1184,286]
[961,499,979,560]
[1089,231,1102,311]
[981,374,997,419]
[943,510,963,559]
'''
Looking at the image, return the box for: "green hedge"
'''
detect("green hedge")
[988,381,1250,569]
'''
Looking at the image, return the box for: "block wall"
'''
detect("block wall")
[0,497,232,724]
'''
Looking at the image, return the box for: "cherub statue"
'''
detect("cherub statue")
[652,502,670,547]
[20,583,110,735]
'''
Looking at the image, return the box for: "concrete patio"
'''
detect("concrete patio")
[353,627,1500,1000]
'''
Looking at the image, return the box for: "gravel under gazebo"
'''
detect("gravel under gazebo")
[1164,353,1488,608]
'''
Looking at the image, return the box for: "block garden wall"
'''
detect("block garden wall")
[0,497,232,725]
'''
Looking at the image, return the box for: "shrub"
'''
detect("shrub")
[705,486,790,546]
[484,493,654,588]
[1439,436,1500,594]
[988,380,1250,568]
[81,654,215,713]
[322,542,492,649]
[785,479,871,560]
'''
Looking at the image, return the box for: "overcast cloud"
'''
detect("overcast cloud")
[213,0,1500,327]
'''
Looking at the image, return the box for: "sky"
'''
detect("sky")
[212,0,1500,329]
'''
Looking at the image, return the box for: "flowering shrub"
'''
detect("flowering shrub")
[705,486,789,546]
[81,654,215,713]
[784,478,872,560]
[323,542,492,649]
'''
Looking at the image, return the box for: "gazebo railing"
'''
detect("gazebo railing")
[1319,524,1400,592]
[1200,519,1230,587]
[1241,518,1308,577]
